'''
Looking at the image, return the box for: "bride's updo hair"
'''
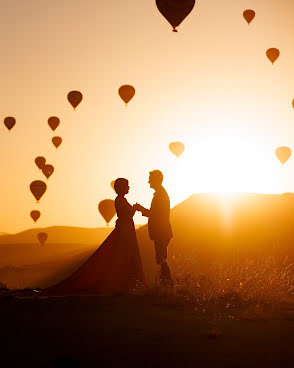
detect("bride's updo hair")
[114,178,129,195]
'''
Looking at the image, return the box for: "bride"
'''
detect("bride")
[45,178,146,294]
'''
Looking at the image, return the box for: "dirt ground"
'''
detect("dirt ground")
[1,292,294,367]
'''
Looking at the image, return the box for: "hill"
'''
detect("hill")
[136,192,294,283]
[2,193,294,288]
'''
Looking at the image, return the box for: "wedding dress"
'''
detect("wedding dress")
[45,195,146,294]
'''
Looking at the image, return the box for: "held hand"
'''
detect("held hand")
[133,203,141,211]
[133,203,143,212]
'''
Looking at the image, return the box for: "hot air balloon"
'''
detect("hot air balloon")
[42,164,54,179]
[275,146,291,164]
[37,232,48,245]
[67,90,83,109]
[111,180,115,191]
[52,136,62,149]
[243,9,255,25]
[35,156,46,170]
[4,117,16,131]
[292,99,294,109]
[98,199,116,225]
[30,210,41,223]
[30,180,47,202]
[118,85,135,105]
[266,48,280,64]
[169,142,185,157]
[156,0,195,32]
[48,116,60,131]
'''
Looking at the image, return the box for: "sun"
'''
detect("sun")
[164,131,286,206]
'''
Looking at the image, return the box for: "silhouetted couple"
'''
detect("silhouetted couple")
[46,170,173,295]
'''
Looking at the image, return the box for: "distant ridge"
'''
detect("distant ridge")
[0,226,113,245]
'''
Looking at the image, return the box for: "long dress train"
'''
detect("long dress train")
[44,195,146,294]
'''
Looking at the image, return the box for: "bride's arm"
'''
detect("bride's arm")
[116,197,136,217]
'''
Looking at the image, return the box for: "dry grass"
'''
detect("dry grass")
[161,254,294,318]
[3,252,294,320]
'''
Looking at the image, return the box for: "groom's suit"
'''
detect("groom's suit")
[148,185,173,243]
[142,185,173,285]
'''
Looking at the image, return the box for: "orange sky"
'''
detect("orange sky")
[1,0,294,233]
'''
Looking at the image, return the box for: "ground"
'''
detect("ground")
[1,292,294,367]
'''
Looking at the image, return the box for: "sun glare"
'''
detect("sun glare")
[165,131,285,206]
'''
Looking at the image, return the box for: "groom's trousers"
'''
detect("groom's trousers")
[154,239,173,286]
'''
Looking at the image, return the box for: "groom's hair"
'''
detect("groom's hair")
[149,170,163,184]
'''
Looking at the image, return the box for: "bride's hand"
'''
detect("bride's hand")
[133,203,142,212]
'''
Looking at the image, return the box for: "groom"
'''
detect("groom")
[135,170,173,287]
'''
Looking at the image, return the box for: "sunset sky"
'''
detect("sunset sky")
[1,0,294,233]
